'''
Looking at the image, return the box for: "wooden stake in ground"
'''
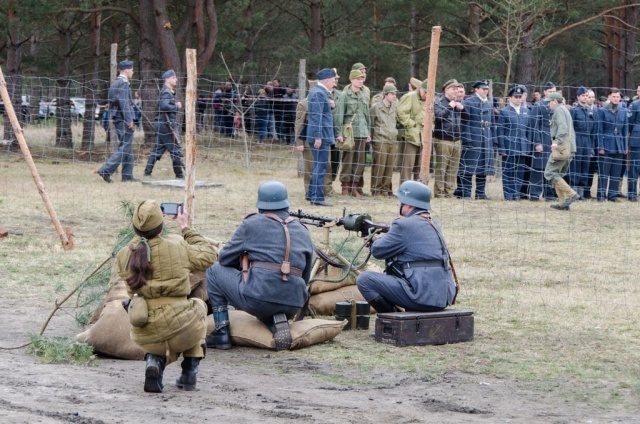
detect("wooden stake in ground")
[419,26,442,185]
[184,49,197,228]
[0,66,73,250]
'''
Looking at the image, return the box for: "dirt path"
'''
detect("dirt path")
[0,301,635,424]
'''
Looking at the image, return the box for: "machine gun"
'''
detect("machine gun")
[289,208,389,238]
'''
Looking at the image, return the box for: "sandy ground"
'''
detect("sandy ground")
[0,298,636,424]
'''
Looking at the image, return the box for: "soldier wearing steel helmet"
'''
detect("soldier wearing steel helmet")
[356,181,456,313]
[205,181,314,351]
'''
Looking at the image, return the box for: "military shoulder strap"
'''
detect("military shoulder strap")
[415,213,460,304]
[262,212,295,281]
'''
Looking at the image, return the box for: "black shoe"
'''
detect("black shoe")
[143,172,152,177]
[122,177,139,182]
[608,197,620,203]
[550,204,569,211]
[475,195,490,200]
[144,353,166,393]
[176,357,201,391]
[629,197,638,202]
[305,196,310,201]
[529,197,540,202]
[205,327,232,350]
[175,175,185,179]
[368,296,398,314]
[617,193,626,199]
[98,171,113,183]
[310,200,332,207]
[560,194,580,209]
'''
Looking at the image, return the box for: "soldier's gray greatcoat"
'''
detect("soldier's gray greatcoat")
[357,209,456,311]
[144,85,184,177]
[206,210,314,322]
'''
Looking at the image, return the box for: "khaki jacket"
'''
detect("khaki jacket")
[397,90,425,146]
[116,227,217,345]
[551,104,576,153]
[370,99,398,143]
[334,85,371,139]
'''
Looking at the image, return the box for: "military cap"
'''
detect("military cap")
[349,69,365,80]
[598,95,607,102]
[316,68,337,80]
[576,86,588,96]
[508,86,524,97]
[351,63,367,71]
[545,92,563,102]
[162,69,176,80]
[517,84,528,93]
[409,77,422,90]
[421,79,429,90]
[133,200,163,232]
[543,81,555,91]
[442,79,462,91]
[382,84,398,94]
[472,79,489,89]
[118,60,134,70]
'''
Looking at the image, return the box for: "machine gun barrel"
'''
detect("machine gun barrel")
[290,209,389,237]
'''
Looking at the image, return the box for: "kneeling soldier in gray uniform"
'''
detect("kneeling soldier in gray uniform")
[357,180,457,313]
[205,181,315,350]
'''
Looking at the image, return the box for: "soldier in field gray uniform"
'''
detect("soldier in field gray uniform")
[205,181,314,350]
[357,180,456,313]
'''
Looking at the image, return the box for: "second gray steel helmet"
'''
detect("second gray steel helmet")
[256,181,290,210]
[394,180,431,210]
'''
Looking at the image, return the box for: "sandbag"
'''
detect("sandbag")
[308,286,369,316]
[309,264,356,295]
[87,261,129,325]
[205,310,346,350]
[77,300,145,360]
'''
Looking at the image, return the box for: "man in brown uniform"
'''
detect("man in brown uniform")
[397,79,427,184]
[370,84,399,196]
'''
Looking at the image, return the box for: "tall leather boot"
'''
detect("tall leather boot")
[175,357,201,391]
[205,305,232,350]
[368,296,398,314]
[144,156,156,177]
[144,353,166,393]
[341,181,351,196]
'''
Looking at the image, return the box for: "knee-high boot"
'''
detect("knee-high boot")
[175,357,201,391]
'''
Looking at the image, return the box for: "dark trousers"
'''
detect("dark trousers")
[502,154,525,200]
[520,154,532,198]
[529,168,556,200]
[597,153,624,200]
[457,174,487,199]
[144,129,184,177]
[627,147,640,199]
[584,156,599,197]
[357,271,444,312]
[308,142,330,202]
[99,119,135,180]
[569,145,592,188]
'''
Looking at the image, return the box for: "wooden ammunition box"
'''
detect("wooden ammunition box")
[375,310,474,347]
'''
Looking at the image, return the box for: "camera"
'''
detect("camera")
[160,202,183,216]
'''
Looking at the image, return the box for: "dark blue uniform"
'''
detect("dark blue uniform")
[627,99,640,201]
[456,95,495,199]
[99,75,135,180]
[357,209,456,311]
[528,100,556,200]
[497,104,530,200]
[569,104,597,192]
[597,105,628,201]
[144,85,184,178]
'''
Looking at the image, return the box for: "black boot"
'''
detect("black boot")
[144,353,166,393]
[206,306,232,349]
[175,357,201,391]
[368,296,398,314]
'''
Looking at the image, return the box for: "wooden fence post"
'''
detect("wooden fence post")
[184,49,197,228]
[419,26,442,184]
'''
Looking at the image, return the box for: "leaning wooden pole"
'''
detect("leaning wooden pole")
[419,26,442,184]
[184,49,198,228]
[0,67,72,250]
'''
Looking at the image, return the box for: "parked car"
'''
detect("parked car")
[39,97,100,120]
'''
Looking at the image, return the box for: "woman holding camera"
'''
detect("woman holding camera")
[116,200,216,393]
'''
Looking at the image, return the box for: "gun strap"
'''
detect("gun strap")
[416,213,460,304]
[164,112,180,144]
[263,212,295,281]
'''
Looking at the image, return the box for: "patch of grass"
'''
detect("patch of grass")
[26,334,97,365]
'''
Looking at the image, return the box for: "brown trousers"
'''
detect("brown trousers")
[399,140,422,184]
[339,137,367,184]
[371,142,398,194]
[433,138,461,197]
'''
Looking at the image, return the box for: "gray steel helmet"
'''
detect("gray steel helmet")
[394,180,431,210]
[256,181,290,210]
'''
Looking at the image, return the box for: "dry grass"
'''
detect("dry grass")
[1,123,639,410]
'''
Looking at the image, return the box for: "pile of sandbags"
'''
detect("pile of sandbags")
[307,261,382,316]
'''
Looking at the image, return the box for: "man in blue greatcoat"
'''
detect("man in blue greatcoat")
[305,68,337,207]
[627,85,640,202]
[597,88,628,202]
[497,86,530,200]
[98,60,137,183]
[527,82,557,201]
[569,86,597,200]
